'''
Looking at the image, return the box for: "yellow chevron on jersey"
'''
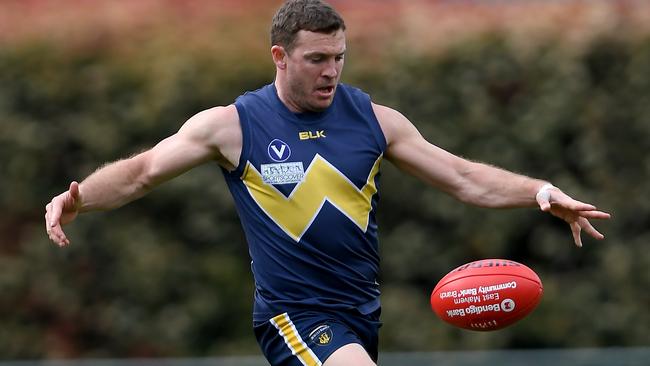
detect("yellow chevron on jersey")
[242,154,383,242]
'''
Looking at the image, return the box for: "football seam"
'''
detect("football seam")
[432,272,542,295]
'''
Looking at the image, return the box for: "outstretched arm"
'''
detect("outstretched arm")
[373,103,610,247]
[45,105,241,246]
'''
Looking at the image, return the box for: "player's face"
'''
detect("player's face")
[284,29,346,113]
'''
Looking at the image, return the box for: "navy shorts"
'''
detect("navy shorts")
[254,308,381,366]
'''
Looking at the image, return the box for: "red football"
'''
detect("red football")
[430,259,543,331]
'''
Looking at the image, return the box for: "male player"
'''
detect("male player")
[45,1,611,365]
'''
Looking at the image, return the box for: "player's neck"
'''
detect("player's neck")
[274,78,303,114]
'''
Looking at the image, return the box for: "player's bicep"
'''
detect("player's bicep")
[143,132,213,187]
[373,103,469,195]
[143,105,240,187]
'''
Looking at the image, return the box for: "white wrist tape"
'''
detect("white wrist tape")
[535,183,555,201]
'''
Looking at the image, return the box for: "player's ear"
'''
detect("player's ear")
[271,45,288,70]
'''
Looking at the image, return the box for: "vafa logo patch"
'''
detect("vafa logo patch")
[267,139,291,162]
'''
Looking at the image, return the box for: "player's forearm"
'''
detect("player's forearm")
[78,153,153,212]
[455,161,548,208]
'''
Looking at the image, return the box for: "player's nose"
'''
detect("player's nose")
[321,60,338,78]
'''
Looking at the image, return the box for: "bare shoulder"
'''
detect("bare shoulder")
[179,104,242,170]
[371,102,422,149]
[180,105,240,139]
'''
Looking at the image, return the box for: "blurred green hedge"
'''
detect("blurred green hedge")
[1,23,649,360]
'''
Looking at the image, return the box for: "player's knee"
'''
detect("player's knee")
[323,343,376,366]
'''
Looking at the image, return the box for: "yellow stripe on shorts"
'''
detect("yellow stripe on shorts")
[270,313,322,366]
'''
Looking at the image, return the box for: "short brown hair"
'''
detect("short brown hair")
[271,0,346,53]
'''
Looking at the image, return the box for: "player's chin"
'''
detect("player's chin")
[310,93,335,111]
[308,97,334,112]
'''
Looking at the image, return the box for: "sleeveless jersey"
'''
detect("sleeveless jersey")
[223,83,386,321]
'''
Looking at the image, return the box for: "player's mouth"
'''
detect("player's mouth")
[315,85,335,98]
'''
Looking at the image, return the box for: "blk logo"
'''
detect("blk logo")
[299,130,326,140]
[267,139,291,162]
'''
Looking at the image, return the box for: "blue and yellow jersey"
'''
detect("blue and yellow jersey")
[223,83,386,321]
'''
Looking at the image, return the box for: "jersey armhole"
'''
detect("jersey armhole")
[359,94,387,153]
[231,101,253,177]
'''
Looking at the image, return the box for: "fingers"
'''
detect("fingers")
[45,203,51,234]
[49,195,64,229]
[578,210,611,220]
[579,217,605,241]
[539,187,601,213]
[49,181,79,229]
[567,216,606,248]
[570,222,582,248]
[45,205,70,246]
[568,201,597,211]
[553,194,597,212]
[45,200,56,230]
[539,186,611,247]
[572,210,609,245]
[45,185,75,247]
[48,223,70,247]
[545,201,609,247]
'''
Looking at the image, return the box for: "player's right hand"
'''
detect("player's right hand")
[45,181,82,247]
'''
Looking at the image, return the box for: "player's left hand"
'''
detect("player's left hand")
[46,181,82,247]
[535,185,611,247]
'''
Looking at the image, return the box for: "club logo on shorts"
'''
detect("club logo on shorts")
[267,139,291,162]
[308,324,333,346]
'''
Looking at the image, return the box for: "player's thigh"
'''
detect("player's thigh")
[323,343,376,366]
